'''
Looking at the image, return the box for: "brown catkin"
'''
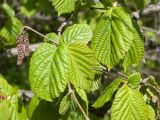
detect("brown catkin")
[23,30,30,56]
[17,33,24,65]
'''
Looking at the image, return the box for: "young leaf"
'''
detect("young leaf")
[28,96,59,120]
[29,42,69,101]
[93,78,123,108]
[59,94,71,115]
[111,84,148,120]
[122,21,144,70]
[91,7,133,70]
[61,24,93,44]
[51,0,76,16]
[128,72,141,89]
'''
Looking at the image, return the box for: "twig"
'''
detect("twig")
[24,26,59,45]
[57,15,72,36]
[68,83,90,120]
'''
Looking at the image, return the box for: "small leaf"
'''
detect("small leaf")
[61,24,93,44]
[122,21,144,70]
[147,104,156,120]
[111,84,148,120]
[28,96,59,120]
[91,7,133,70]
[51,0,76,16]
[93,78,123,108]
[59,94,71,115]
[128,72,141,89]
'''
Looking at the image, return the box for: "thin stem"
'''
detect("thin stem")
[23,26,59,45]
[68,83,89,120]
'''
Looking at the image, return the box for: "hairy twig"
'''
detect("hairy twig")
[68,83,90,120]
[23,26,59,45]
[57,15,72,36]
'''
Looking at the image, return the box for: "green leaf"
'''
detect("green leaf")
[0,75,27,120]
[0,17,23,45]
[30,25,99,101]
[0,100,10,120]
[44,33,59,43]
[28,96,59,120]
[147,104,155,120]
[51,0,76,16]
[9,92,28,120]
[29,42,69,101]
[0,75,14,96]
[91,7,133,70]
[1,3,15,17]
[61,24,93,44]
[111,84,148,120]
[20,0,51,17]
[122,21,144,70]
[128,72,141,89]
[91,74,102,92]
[135,0,150,10]
[76,88,89,114]
[59,94,71,115]
[93,78,123,108]
[68,42,99,91]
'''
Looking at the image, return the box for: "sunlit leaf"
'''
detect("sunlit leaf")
[122,21,144,70]
[128,72,141,89]
[92,7,133,70]
[111,84,148,120]
[93,78,123,108]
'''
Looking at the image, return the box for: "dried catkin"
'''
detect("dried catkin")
[23,30,30,56]
[17,33,24,65]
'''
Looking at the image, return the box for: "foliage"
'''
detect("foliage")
[0,0,160,120]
